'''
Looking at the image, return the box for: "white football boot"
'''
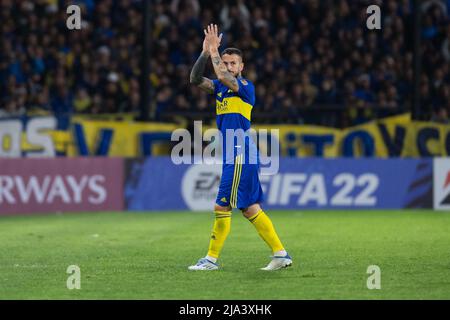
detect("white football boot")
[188,258,219,271]
[260,253,293,271]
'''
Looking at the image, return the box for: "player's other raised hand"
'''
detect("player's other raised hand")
[204,24,223,53]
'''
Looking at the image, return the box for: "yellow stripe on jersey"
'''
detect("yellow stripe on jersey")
[230,156,239,208]
[230,155,239,208]
[236,155,243,206]
[216,97,253,121]
[230,154,243,208]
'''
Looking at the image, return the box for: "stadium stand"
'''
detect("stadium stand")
[0,0,449,128]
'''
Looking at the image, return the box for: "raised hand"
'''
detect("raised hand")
[204,24,223,54]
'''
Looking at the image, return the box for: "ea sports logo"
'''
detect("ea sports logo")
[181,163,222,210]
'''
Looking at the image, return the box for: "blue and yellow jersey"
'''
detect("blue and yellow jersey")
[212,77,257,163]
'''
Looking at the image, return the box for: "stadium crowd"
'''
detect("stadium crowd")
[0,0,449,128]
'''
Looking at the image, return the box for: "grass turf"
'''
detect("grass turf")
[0,210,449,299]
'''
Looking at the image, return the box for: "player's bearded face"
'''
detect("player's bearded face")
[222,54,244,77]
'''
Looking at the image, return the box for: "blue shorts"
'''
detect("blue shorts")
[215,154,264,210]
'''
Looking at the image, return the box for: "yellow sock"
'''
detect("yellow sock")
[207,211,232,259]
[248,210,284,254]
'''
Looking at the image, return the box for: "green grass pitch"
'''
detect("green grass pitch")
[0,210,449,299]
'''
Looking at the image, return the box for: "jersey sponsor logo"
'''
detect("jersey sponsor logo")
[216,99,229,112]
[216,97,252,120]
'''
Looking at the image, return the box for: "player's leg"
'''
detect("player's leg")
[236,158,292,270]
[242,203,289,257]
[242,203,285,255]
[242,203,292,270]
[237,161,285,255]
[188,203,231,271]
[188,164,234,271]
[206,204,232,261]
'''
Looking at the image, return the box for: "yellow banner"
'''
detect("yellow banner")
[402,121,450,157]
[9,113,450,157]
[48,119,179,156]
[254,113,449,157]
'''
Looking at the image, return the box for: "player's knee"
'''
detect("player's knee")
[242,203,262,218]
[241,210,251,219]
[214,204,231,212]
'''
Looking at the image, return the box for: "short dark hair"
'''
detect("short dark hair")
[221,47,243,61]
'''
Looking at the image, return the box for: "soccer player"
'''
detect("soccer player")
[188,24,292,271]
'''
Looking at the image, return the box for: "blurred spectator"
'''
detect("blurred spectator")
[422,0,450,122]
[74,87,92,113]
[431,106,450,123]
[0,98,26,118]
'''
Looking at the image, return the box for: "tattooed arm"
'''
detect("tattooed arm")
[209,50,239,92]
[204,24,239,92]
[189,52,215,94]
